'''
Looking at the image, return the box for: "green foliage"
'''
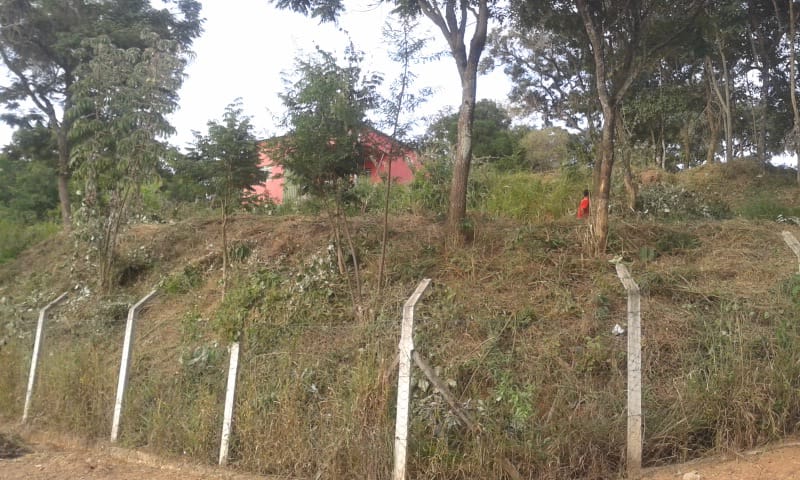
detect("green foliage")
[277,47,379,201]
[655,230,701,254]
[479,169,589,221]
[0,128,60,223]
[637,183,732,220]
[516,127,577,171]
[0,218,59,264]
[185,101,266,213]
[404,154,453,216]
[0,0,202,226]
[69,32,187,291]
[737,193,800,220]
[780,274,800,306]
[162,265,204,295]
[493,375,536,432]
[422,99,520,162]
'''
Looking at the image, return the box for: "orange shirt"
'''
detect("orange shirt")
[577,197,590,218]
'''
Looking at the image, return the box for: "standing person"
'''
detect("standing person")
[577,189,591,219]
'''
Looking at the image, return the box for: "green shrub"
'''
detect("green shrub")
[162,265,204,295]
[0,219,59,264]
[737,193,800,220]
[637,184,731,220]
[655,230,701,254]
[480,169,588,222]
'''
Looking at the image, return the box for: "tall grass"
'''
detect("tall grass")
[478,169,587,222]
[4,213,800,479]
[0,219,59,264]
[0,343,26,420]
[737,193,800,220]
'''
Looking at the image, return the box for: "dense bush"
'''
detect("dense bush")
[0,218,59,264]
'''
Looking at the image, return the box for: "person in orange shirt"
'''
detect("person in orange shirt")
[577,189,590,219]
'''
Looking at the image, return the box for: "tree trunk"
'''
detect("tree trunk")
[445,72,477,246]
[221,197,228,300]
[706,53,734,163]
[788,0,800,185]
[594,105,617,254]
[720,52,734,163]
[616,114,637,211]
[705,80,721,164]
[55,125,72,230]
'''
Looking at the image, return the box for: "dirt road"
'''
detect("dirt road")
[642,440,800,480]
[3,428,800,479]
[0,429,271,480]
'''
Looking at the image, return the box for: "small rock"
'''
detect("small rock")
[682,471,701,480]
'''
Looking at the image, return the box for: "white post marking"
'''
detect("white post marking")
[393,278,431,480]
[22,292,68,423]
[616,264,642,480]
[219,341,240,466]
[111,289,157,442]
[782,231,800,273]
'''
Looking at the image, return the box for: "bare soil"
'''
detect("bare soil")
[3,427,800,480]
[0,429,276,480]
[642,439,800,480]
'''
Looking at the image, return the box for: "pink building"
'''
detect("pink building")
[252,128,419,204]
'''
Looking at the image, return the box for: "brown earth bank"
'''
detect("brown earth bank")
[3,185,800,479]
[2,427,800,480]
[0,428,277,480]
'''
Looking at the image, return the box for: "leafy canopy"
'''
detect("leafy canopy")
[186,100,266,209]
[277,47,379,199]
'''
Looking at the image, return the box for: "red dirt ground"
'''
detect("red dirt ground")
[3,427,800,479]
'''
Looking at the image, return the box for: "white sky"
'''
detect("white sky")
[0,0,512,150]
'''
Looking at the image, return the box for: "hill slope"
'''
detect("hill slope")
[2,164,800,479]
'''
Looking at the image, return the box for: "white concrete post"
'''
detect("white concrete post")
[393,278,431,480]
[616,264,642,480]
[219,341,240,466]
[111,289,157,443]
[22,292,68,423]
[781,231,800,273]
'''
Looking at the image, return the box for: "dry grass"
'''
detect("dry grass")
[2,163,800,479]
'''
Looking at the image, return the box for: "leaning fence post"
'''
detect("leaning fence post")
[111,289,157,443]
[219,341,240,466]
[615,264,642,480]
[22,292,68,423]
[393,278,431,480]
[781,231,800,273]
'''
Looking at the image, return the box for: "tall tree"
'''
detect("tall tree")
[271,0,492,244]
[423,99,518,162]
[0,0,202,229]
[187,101,266,299]
[69,32,186,292]
[786,0,800,184]
[512,0,703,253]
[377,18,430,293]
[0,125,59,222]
[277,47,379,314]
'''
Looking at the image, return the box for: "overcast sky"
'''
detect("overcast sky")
[0,0,511,150]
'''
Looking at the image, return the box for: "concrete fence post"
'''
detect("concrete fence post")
[616,264,642,480]
[393,278,431,480]
[111,289,157,443]
[22,292,68,423]
[219,341,240,466]
[781,231,800,273]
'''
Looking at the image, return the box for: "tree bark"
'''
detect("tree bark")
[417,0,488,246]
[595,105,617,253]
[704,72,721,164]
[788,0,800,185]
[446,81,476,245]
[55,127,72,230]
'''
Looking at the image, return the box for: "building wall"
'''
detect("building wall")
[254,130,419,204]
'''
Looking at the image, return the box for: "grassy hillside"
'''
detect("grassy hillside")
[1,162,800,479]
